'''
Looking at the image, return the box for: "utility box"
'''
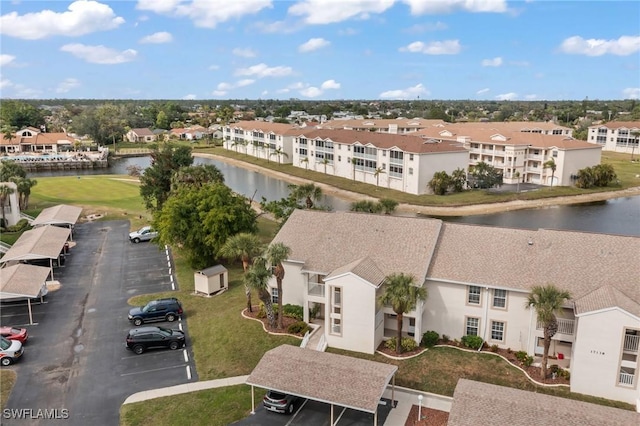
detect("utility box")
[194,265,228,296]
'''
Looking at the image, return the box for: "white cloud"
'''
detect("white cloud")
[299,38,330,52]
[495,92,517,100]
[320,79,340,90]
[60,44,137,64]
[288,82,306,90]
[404,21,448,33]
[213,79,255,94]
[288,0,395,24]
[140,31,173,44]
[56,78,80,93]
[235,63,293,78]
[379,83,430,99]
[622,88,640,99]
[300,86,323,97]
[217,82,233,91]
[481,57,503,67]
[183,94,197,100]
[0,0,124,40]
[232,48,257,58]
[400,40,461,55]
[137,0,273,28]
[261,90,269,97]
[476,88,490,95]
[253,20,300,34]
[212,90,227,97]
[0,79,13,89]
[402,0,508,14]
[525,94,538,100]
[208,64,220,70]
[559,35,640,56]
[0,54,16,66]
[236,79,256,87]
[338,28,358,36]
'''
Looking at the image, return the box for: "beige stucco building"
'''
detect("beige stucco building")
[587,121,640,154]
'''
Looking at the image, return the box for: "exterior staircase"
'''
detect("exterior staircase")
[306,324,327,351]
[20,212,35,224]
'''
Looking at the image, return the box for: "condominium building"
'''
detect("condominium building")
[319,118,446,134]
[222,121,299,164]
[587,121,640,154]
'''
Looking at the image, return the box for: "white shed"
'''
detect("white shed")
[194,265,228,296]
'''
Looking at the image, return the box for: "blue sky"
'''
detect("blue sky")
[1,0,639,101]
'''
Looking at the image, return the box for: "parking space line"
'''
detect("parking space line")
[178,322,183,331]
[183,349,188,362]
[186,366,191,380]
[285,399,308,426]
[171,275,175,290]
[120,364,187,377]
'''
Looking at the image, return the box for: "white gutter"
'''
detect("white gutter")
[480,287,490,349]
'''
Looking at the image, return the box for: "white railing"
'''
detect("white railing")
[537,318,575,335]
[316,334,327,352]
[619,371,635,386]
[308,282,325,297]
[300,331,310,348]
[624,334,639,353]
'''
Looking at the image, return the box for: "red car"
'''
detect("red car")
[0,327,28,344]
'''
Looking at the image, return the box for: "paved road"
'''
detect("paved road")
[1,221,196,425]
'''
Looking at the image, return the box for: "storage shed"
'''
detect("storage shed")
[194,265,228,296]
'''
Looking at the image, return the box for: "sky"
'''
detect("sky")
[0,0,639,101]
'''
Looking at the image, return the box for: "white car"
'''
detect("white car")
[1,336,23,366]
[129,226,158,243]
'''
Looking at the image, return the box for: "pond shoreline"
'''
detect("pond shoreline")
[193,153,640,217]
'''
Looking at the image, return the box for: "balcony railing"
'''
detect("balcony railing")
[624,334,639,353]
[537,318,575,335]
[308,282,325,297]
[619,371,635,386]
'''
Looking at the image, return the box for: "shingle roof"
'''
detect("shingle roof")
[272,210,442,283]
[574,285,640,317]
[0,132,76,146]
[448,379,640,426]
[0,264,51,299]
[324,256,386,287]
[228,120,297,134]
[320,118,445,129]
[588,121,640,130]
[246,344,397,413]
[0,225,70,263]
[130,128,154,136]
[31,204,82,227]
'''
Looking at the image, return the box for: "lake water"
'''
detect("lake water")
[30,155,640,236]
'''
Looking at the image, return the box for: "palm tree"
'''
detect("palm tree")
[220,233,264,312]
[351,157,358,180]
[10,177,37,210]
[543,159,557,187]
[292,183,322,209]
[374,166,385,186]
[630,130,640,161]
[300,157,309,170]
[378,273,427,354]
[514,171,520,193]
[270,148,289,165]
[3,127,15,143]
[245,257,276,328]
[0,184,15,228]
[526,284,571,380]
[264,242,291,329]
[320,157,330,174]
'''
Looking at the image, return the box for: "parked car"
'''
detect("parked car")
[128,297,183,326]
[129,226,158,243]
[263,390,299,414]
[0,327,28,344]
[0,336,24,366]
[125,326,185,355]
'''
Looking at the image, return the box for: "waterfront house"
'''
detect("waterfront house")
[125,128,156,143]
[0,128,76,154]
[587,121,640,154]
[269,209,640,406]
[222,121,298,163]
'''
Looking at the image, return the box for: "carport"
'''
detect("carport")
[0,264,51,324]
[246,345,398,425]
[31,204,82,240]
[0,225,71,279]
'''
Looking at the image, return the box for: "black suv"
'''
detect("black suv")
[128,298,183,326]
[125,326,185,355]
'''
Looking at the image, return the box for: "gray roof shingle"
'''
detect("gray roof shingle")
[31,204,82,227]
[0,264,51,299]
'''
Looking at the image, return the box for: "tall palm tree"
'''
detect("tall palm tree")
[374,166,385,186]
[0,184,15,228]
[10,177,37,210]
[270,148,289,165]
[378,273,427,354]
[351,157,358,180]
[514,171,520,193]
[220,233,264,312]
[526,284,571,380]
[630,130,640,161]
[300,157,309,170]
[292,183,322,209]
[543,159,557,187]
[320,157,330,174]
[245,257,276,328]
[264,242,291,329]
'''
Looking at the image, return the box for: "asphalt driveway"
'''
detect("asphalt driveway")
[1,220,196,425]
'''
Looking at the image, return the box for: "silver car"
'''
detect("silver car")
[129,226,158,243]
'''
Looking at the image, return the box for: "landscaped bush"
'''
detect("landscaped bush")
[421,330,440,347]
[283,304,303,320]
[287,321,310,335]
[558,368,570,380]
[515,351,529,362]
[4,219,30,233]
[490,344,499,353]
[441,334,450,343]
[401,337,419,352]
[385,338,397,351]
[256,302,266,319]
[523,355,534,367]
[461,335,484,350]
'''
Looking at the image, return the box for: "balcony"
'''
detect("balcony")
[308,282,325,297]
[537,318,575,335]
[624,334,639,353]
[619,371,635,386]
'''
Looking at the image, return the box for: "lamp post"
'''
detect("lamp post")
[417,394,423,421]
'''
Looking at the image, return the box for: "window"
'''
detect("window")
[552,150,558,158]
[299,148,307,156]
[389,164,403,178]
[409,154,414,161]
[491,321,505,341]
[466,317,479,336]
[330,287,342,335]
[467,286,481,305]
[271,288,279,304]
[493,289,507,308]
[333,287,341,305]
[408,168,413,175]
[338,156,341,161]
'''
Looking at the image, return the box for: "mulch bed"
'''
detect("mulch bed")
[242,306,306,335]
[404,405,449,426]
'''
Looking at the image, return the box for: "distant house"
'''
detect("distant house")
[0,128,76,154]
[126,128,156,143]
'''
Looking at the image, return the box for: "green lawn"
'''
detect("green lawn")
[0,370,16,410]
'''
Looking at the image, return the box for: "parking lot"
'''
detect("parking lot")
[1,220,196,425]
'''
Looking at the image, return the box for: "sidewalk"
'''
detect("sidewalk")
[122,375,249,404]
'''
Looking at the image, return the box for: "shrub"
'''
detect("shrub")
[401,337,418,352]
[287,321,310,335]
[256,302,266,319]
[549,364,560,375]
[515,351,529,363]
[283,304,303,320]
[5,218,30,233]
[507,348,512,354]
[385,338,397,351]
[441,334,450,343]
[523,356,534,367]
[558,368,570,380]
[309,303,321,320]
[490,344,499,353]
[421,331,439,348]
[461,335,484,350]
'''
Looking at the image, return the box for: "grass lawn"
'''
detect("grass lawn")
[195,148,640,206]
[0,370,16,410]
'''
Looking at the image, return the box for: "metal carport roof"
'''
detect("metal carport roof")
[31,204,82,227]
[0,264,51,324]
[0,225,70,264]
[246,344,397,423]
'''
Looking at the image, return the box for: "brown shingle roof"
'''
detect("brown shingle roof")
[574,285,640,317]
[0,225,70,263]
[0,264,51,299]
[31,204,82,227]
[448,379,639,426]
[0,132,76,146]
[246,344,397,413]
[130,128,154,136]
[324,256,386,287]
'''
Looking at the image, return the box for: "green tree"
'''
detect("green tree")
[3,126,16,143]
[592,164,617,187]
[245,257,276,328]
[630,130,640,161]
[526,284,571,380]
[10,176,37,210]
[0,101,43,129]
[264,242,292,329]
[428,171,451,195]
[153,183,257,268]
[0,161,27,182]
[300,157,309,170]
[155,110,169,129]
[378,273,427,354]
[219,233,264,312]
[140,143,193,211]
[514,171,521,193]
[0,184,15,227]
[468,162,503,189]
[270,148,289,165]
[450,168,467,192]
[290,183,322,209]
[543,159,557,187]
[351,157,358,180]
[170,164,224,191]
[374,166,385,186]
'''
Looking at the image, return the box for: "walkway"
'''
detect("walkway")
[122,375,453,425]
